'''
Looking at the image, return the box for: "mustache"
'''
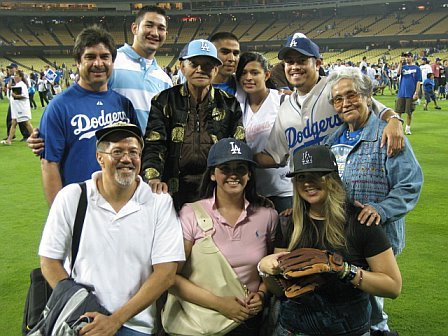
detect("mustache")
[90,66,107,72]
[116,163,135,170]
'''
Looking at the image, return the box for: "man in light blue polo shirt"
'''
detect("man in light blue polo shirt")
[108,5,172,132]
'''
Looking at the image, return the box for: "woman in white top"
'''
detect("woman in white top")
[236,52,292,213]
[1,70,33,145]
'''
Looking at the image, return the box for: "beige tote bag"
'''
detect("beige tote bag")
[162,202,248,336]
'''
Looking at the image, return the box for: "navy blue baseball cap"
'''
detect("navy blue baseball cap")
[179,39,222,65]
[207,138,256,167]
[278,33,321,60]
[287,145,338,177]
[6,63,18,69]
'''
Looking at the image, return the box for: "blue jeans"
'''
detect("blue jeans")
[276,293,371,336]
[115,326,154,336]
[274,323,370,336]
[226,313,262,336]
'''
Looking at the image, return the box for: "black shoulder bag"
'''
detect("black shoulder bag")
[22,182,88,335]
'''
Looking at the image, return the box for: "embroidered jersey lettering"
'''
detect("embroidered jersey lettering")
[285,115,343,154]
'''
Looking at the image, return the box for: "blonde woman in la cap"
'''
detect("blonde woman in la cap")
[258,145,401,336]
[165,138,278,336]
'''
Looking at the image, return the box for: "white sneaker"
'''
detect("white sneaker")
[405,128,412,135]
[416,99,421,105]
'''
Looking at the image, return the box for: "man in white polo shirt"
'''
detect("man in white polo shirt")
[38,122,185,336]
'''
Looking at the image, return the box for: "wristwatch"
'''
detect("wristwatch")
[257,262,270,278]
[387,114,404,123]
[345,264,358,282]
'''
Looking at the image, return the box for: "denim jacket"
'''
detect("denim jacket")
[325,113,423,254]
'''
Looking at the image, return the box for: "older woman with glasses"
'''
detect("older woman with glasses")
[324,66,423,334]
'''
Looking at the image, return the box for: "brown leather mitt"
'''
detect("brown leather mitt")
[282,274,327,298]
[278,248,345,279]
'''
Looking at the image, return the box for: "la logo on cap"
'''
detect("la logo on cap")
[230,142,241,155]
[302,151,312,165]
[201,41,210,52]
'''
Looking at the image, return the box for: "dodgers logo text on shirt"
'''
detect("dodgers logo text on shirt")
[71,110,130,138]
[285,115,342,150]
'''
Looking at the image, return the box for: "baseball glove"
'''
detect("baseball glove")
[282,274,327,298]
[278,248,345,279]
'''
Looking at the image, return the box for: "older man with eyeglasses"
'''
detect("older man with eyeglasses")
[141,39,245,211]
[39,122,185,336]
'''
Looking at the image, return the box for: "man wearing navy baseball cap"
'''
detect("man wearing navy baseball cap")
[255,32,404,169]
[142,39,245,210]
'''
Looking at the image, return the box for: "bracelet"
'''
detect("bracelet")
[353,269,363,289]
[338,262,350,280]
[387,114,404,123]
[257,261,270,278]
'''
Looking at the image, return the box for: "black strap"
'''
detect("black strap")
[70,182,88,272]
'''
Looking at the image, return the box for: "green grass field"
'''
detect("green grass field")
[0,93,447,335]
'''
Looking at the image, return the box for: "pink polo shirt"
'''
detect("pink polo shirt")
[179,196,278,293]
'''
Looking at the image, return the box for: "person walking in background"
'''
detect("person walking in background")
[438,65,446,100]
[3,63,31,141]
[1,70,34,146]
[37,72,49,108]
[28,72,37,110]
[396,52,422,135]
[423,73,441,110]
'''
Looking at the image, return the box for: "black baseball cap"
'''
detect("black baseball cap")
[207,138,256,167]
[286,145,338,177]
[95,122,143,148]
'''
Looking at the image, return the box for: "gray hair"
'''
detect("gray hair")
[327,67,373,101]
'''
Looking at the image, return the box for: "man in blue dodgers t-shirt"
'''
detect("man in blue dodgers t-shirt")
[39,26,138,206]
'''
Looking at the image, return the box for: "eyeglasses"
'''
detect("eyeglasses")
[217,164,249,176]
[330,91,362,108]
[99,149,141,160]
[187,60,217,72]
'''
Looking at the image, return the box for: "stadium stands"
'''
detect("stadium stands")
[1,4,447,72]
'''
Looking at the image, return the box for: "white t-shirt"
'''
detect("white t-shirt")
[10,81,31,122]
[238,89,292,197]
[39,173,185,334]
[420,64,433,81]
